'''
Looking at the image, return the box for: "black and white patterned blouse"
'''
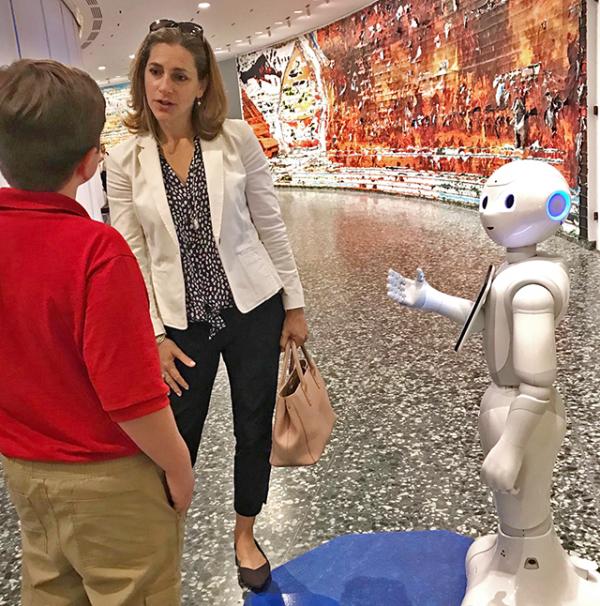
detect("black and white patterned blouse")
[159,137,234,337]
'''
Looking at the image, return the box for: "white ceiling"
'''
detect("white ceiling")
[65,0,376,85]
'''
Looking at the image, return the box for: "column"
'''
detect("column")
[0,0,103,221]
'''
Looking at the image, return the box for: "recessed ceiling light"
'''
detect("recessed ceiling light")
[275,21,283,25]
[98,66,106,70]
[255,31,263,35]
[294,9,303,13]
[235,39,243,43]
[215,47,222,51]
[128,54,135,59]
[198,2,211,8]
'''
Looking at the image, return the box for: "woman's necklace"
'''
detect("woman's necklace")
[161,138,201,231]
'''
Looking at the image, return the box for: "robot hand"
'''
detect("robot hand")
[480,437,524,495]
[387,268,430,309]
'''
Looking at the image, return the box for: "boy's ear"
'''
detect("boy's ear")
[75,146,101,185]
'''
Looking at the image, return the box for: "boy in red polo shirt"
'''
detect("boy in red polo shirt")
[0,60,193,605]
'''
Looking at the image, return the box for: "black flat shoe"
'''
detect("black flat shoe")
[234,539,271,592]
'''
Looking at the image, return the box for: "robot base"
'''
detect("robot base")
[461,527,600,606]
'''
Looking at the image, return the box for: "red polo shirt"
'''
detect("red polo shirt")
[0,188,169,462]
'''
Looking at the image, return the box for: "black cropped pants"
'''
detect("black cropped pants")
[166,293,285,517]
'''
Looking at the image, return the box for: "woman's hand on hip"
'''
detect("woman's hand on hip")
[158,338,196,397]
[280,307,309,350]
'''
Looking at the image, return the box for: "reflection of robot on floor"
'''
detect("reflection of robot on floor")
[388,160,600,605]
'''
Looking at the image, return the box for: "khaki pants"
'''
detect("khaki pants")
[2,454,184,606]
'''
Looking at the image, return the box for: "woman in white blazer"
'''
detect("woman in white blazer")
[106,20,308,592]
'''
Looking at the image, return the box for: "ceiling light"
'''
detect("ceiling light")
[275,21,283,25]
[98,66,106,70]
[197,2,210,8]
[294,9,303,13]
[255,31,263,35]
[215,47,222,51]
[235,39,243,43]
[128,54,135,59]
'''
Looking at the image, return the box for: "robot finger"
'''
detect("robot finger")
[390,274,407,288]
[389,291,406,305]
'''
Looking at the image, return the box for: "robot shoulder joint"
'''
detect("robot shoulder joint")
[512,284,554,314]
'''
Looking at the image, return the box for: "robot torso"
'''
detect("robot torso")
[483,255,569,386]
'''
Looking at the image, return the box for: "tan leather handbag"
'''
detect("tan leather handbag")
[270,341,336,467]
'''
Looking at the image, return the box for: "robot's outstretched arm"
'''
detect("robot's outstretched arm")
[387,268,477,327]
[481,284,556,494]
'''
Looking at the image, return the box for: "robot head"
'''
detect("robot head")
[479,160,571,248]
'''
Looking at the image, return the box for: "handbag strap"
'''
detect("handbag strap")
[279,341,317,392]
[277,341,293,392]
[299,344,315,370]
[290,341,311,389]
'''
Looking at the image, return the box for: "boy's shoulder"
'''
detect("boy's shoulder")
[71,217,135,271]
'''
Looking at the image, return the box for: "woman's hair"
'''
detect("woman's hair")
[124,26,227,141]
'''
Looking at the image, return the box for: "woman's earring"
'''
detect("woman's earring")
[196,97,202,107]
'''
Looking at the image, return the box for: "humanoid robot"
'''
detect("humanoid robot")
[387,160,600,605]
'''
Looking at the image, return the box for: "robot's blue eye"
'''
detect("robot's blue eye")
[505,194,515,209]
[546,191,571,222]
[481,196,488,209]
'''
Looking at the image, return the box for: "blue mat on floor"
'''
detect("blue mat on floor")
[244,530,473,606]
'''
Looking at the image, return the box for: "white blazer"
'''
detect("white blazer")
[106,119,304,335]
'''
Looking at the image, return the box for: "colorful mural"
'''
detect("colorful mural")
[238,0,586,235]
[100,82,130,149]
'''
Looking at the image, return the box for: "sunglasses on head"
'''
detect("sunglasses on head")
[149,19,204,37]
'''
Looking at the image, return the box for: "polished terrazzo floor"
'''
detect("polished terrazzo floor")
[1,189,600,605]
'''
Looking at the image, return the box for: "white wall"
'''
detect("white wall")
[588,0,599,249]
[0,0,82,66]
[219,57,243,120]
[0,0,18,64]
[0,0,102,220]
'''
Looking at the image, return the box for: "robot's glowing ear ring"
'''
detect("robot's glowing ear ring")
[545,190,571,222]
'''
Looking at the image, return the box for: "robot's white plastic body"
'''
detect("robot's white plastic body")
[388,160,600,605]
